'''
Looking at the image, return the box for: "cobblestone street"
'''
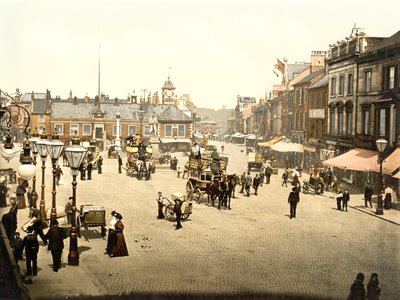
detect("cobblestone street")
[3,142,400,299]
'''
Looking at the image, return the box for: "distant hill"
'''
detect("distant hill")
[196,107,235,134]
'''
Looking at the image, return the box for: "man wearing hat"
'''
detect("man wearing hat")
[156,192,165,219]
[288,186,300,219]
[45,219,68,272]
[65,197,73,225]
[173,199,183,230]
[22,226,39,276]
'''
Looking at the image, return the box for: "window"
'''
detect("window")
[365,70,371,92]
[177,124,185,137]
[329,107,335,134]
[165,124,172,137]
[362,110,369,135]
[348,74,353,95]
[54,124,64,135]
[389,66,395,89]
[144,125,151,136]
[38,114,45,122]
[339,76,345,95]
[379,109,386,136]
[112,125,121,136]
[331,77,336,96]
[70,124,79,135]
[38,125,45,134]
[83,124,91,136]
[128,125,137,135]
[346,112,352,135]
[337,109,343,134]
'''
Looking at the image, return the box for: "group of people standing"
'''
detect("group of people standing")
[79,156,103,180]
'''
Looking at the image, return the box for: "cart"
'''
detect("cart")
[77,204,106,237]
[163,192,193,222]
[302,176,324,195]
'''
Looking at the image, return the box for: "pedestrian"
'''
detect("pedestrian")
[97,156,103,174]
[253,173,260,196]
[13,231,24,262]
[181,162,189,179]
[45,219,68,272]
[79,161,86,180]
[108,212,128,257]
[342,189,350,212]
[156,192,165,219]
[221,144,224,154]
[259,169,265,187]
[118,155,123,174]
[335,189,343,211]
[28,204,47,245]
[281,169,288,187]
[348,272,366,300]
[364,182,373,208]
[22,226,39,277]
[174,199,183,230]
[105,211,117,256]
[194,142,201,161]
[55,165,63,186]
[367,273,382,300]
[245,172,252,197]
[65,197,73,225]
[265,165,272,184]
[87,161,93,180]
[16,181,27,209]
[288,187,300,219]
[177,166,181,178]
[383,185,393,210]
[240,171,246,194]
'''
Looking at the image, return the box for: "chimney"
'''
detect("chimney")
[94,95,100,107]
[310,50,326,73]
[69,90,73,101]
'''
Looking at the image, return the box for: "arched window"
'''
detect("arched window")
[336,101,344,135]
[345,101,354,136]
[329,102,336,134]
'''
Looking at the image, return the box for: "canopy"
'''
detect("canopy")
[371,147,400,175]
[392,171,400,179]
[270,141,303,153]
[257,136,284,147]
[322,148,378,171]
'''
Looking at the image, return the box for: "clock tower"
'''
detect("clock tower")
[161,76,176,105]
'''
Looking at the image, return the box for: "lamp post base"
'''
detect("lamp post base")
[375,195,384,215]
[68,229,79,266]
[375,208,384,215]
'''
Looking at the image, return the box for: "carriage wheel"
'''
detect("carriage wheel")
[77,217,81,238]
[302,184,309,194]
[315,185,322,195]
[186,181,194,201]
[164,206,175,222]
[196,191,202,204]
[181,213,190,220]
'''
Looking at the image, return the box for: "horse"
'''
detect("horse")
[206,179,221,207]
[226,174,239,209]
[1,201,19,247]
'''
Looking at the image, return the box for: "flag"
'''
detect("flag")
[273,69,279,77]
[277,58,285,74]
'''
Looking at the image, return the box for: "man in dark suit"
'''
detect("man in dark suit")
[174,199,183,230]
[45,219,68,272]
[22,226,39,276]
[97,156,103,174]
[288,187,300,219]
[118,155,123,174]
[87,162,93,180]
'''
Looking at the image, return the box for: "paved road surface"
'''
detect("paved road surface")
[1,141,399,299]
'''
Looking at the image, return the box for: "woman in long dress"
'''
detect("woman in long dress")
[106,211,128,257]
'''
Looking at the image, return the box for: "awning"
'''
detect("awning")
[257,136,284,147]
[322,148,378,171]
[392,171,400,179]
[270,141,303,153]
[371,147,400,175]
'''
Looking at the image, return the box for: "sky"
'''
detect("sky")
[1,0,399,109]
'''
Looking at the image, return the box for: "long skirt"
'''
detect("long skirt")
[111,232,128,257]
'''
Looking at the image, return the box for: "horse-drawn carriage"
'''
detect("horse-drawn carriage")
[125,141,154,180]
[302,175,324,195]
[107,144,118,159]
[185,152,236,209]
[77,204,107,238]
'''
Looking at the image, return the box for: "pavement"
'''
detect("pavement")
[1,142,400,300]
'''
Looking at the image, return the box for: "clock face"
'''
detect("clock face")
[165,90,173,97]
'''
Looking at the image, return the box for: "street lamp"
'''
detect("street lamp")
[64,135,87,266]
[36,132,49,227]
[46,131,64,224]
[29,130,40,208]
[17,139,36,181]
[375,137,388,215]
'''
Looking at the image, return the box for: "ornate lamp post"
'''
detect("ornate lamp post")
[375,137,388,215]
[29,130,40,208]
[17,139,37,181]
[46,131,64,224]
[64,135,87,266]
[36,132,49,227]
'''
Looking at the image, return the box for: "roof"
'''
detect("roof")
[296,69,325,85]
[309,74,329,89]
[162,78,175,90]
[254,104,266,114]
[32,99,48,114]
[363,30,400,54]
[50,101,191,121]
[287,63,310,81]
[322,148,378,171]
